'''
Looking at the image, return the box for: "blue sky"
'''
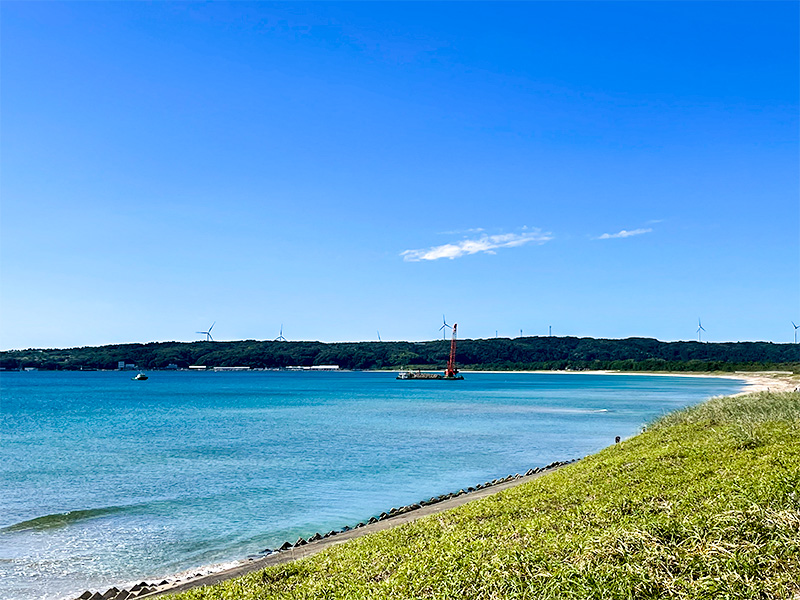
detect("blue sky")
[1,1,798,348]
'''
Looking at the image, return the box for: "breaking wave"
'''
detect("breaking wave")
[3,505,141,532]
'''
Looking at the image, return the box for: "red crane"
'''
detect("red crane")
[445,323,462,379]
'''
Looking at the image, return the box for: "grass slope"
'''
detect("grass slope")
[170,392,800,599]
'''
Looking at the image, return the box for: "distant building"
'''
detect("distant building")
[212,366,250,371]
[165,363,179,370]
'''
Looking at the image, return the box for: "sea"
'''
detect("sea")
[0,370,745,600]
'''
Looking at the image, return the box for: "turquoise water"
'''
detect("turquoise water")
[0,371,744,600]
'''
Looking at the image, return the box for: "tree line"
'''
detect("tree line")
[1,336,798,372]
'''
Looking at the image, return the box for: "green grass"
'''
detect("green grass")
[169,392,800,600]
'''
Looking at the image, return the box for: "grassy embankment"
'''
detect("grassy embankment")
[170,391,800,599]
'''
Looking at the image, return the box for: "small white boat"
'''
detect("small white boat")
[132,372,148,381]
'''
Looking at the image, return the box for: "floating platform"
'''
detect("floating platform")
[396,371,464,380]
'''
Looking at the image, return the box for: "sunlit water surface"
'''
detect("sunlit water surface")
[0,370,745,600]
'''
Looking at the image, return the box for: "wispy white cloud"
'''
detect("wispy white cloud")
[438,227,485,235]
[401,229,553,262]
[596,228,652,240]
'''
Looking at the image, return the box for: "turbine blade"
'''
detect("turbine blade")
[209,322,215,332]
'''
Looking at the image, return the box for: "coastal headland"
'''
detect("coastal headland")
[2,336,798,373]
[70,372,799,600]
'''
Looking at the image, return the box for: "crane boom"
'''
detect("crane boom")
[445,323,458,378]
[396,320,464,380]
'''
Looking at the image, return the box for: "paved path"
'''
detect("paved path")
[142,462,570,598]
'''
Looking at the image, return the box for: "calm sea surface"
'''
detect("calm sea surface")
[0,370,744,600]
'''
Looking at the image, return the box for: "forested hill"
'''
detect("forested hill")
[1,337,798,372]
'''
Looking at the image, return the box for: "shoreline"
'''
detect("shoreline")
[457,369,796,394]
[72,461,577,600]
[69,371,797,600]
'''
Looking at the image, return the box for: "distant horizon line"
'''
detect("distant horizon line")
[2,334,796,352]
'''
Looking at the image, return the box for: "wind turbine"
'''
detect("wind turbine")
[793,321,799,343]
[274,325,287,342]
[439,315,452,340]
[377,331,382,342]
[697,319,706,342]
[197,322,215,342]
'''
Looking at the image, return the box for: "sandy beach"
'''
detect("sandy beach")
[462,369,797,394]
[73,371,798,600]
